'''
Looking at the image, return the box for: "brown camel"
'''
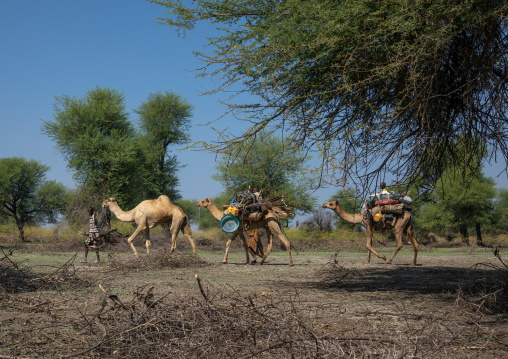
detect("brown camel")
[322,200,418,265]
[102,195,196,257]
[196,198,294,266]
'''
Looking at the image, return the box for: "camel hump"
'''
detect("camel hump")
[158,195,173,204]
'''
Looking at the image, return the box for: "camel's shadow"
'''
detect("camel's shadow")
[270,264,507,296]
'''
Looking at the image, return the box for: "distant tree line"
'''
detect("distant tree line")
[1,87,193,240]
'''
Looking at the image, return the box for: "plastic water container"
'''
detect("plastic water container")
[220,214,240,233]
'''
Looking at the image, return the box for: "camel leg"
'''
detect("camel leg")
[254,230,264,258]
[259,219,293,266]
[127,225,146,257]
[258,228,273,265]
[180,221,197,255]
[222,232,245,264]
[169,221,180,254]
[144,228,151,255]
[407,228,419,266]
[365,248,371,263]
[247,229,263,263]
[386,231,403,264]
[365,230,386,263]
[239,230,251,264]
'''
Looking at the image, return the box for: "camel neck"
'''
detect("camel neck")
[207,202,224,221]
[333,202,364,225]
[109,203,135,222]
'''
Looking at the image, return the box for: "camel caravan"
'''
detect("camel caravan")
[100,188,296,266]
[99,182,418,266]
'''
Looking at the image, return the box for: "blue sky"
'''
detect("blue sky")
[1,0,236,201]
[1,0,507,221]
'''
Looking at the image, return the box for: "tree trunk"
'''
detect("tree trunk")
[16,220,25,242]
[475,222,484,247]
[459,224,469,245]
[98,208,112,243]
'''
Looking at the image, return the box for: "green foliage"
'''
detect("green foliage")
[175,199,199,223]
[493,189,508,232]
[415,168,496,241]
[151,0,508,191]
[42,87,193,213]
[213,131,317,215]
[135,91,193,200]
[41,87,144,207]
[0,157,69,240]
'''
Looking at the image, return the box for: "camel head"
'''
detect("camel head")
[102,197,117,208]
[322,201,338,210]
[322,200,364,225]
[196,198,213,208]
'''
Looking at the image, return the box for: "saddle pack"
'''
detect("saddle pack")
[235,191,257,205]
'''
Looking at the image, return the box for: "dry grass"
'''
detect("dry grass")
[107,250,209,270]
[1,262,507,358]
[455,247,508,314]
[2,233,508,358]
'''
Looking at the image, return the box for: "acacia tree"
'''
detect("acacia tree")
[416,169,496,245]
[42,87,145,208]
[0,157,69,241]
[213,131,317,215]
[134,91,192,200]
[493,189,508,232]
[151,0,508,193]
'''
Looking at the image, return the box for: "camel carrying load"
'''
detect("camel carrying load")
[365,192,413,230]
[323,190,418,265]
[196,195,295,266]
[220,191,294,233]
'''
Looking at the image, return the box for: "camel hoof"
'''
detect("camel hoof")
[386,260,393,264]
[221,261,228,265]
[363,261,370,264]
[381,256,387,261]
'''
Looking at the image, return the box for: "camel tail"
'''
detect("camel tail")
[180,215,192,235]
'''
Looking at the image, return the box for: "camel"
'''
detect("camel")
[322,200,418,265]
[196,198,294,266]
[102,195,196,257]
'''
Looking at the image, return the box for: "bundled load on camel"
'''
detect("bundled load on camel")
[365,191,413,229]
[220,191,295,232]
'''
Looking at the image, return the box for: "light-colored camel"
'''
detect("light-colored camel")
[196,198,294,266]
[102,195,196,257]
[322,200,418,265]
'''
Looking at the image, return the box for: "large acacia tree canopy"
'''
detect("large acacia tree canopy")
[151,0,508,192]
